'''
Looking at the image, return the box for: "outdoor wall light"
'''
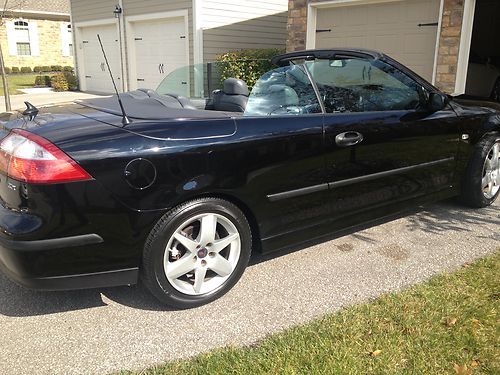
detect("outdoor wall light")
[113,5,122,18]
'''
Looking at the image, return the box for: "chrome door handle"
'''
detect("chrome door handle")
[335,132,364,147]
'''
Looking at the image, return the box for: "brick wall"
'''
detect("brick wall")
[0,18,74,69]
[286,0,308,52]
[286,0,467,94]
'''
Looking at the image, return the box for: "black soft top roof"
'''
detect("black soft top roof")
[77,92,232,121]
[272,49,384,66]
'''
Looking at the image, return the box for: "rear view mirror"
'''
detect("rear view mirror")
[329,59,346,68]
[428,92,448,112]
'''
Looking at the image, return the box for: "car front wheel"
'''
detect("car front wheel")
[142,198,252,309]
[460,135,500,207]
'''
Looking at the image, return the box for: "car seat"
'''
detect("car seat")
[211,78,249,112]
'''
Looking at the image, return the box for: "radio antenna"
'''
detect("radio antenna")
[97,34,131,125]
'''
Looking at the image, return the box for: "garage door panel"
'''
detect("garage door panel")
[406,0,438,21]
[374,3,401,23]
[130,17,188,94]
[315,0,440,82]
[80,24,121,93]
[405,33,432,54]
[374,35,400,55]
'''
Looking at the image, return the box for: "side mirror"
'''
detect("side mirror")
[428,92,448,112]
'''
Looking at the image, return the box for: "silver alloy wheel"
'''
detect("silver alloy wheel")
[482,141,500,199]
[163,213,241,295]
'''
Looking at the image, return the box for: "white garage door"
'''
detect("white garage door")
[129,17,188,94]
[315,0,440,81]
[80,24,121,93]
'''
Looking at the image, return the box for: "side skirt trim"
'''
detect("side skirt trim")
[267,183,328,202]
[267,157,454,202]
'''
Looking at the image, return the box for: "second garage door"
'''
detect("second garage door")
[315,0,440,81]
[129,17,188,94]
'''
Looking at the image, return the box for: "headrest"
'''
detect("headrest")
[268,84,299,106]
[223,78,249,96]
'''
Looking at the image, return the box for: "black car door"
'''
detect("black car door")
[232,64,327,251]
[306,56,462,217]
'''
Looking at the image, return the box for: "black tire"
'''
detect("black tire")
[141,197,252,309]
[491,78,500,102]
[460,134,500,208]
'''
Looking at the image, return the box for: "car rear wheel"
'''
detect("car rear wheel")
[460,135,500,207]
[141,198,252,308]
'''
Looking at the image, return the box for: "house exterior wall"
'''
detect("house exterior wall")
[201,0,288,61]
[70,0,117,23]
[0,17,73,69]
[286,0,469,94]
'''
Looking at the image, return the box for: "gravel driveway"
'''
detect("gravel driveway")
[0,200,498,375]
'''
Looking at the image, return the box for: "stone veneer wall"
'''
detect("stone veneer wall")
[435,0,465,93]
[0,18,74,69]
[286,0,467,94]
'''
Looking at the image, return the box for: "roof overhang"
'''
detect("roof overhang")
[6,9,70,21]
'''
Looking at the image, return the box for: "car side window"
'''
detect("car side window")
[244,65,322,116]
[306,58,422,113]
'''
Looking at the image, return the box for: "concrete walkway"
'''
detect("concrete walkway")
[0,200,498,374]
[0,91,106,112]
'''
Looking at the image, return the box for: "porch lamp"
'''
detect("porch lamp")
[113,5,122,18]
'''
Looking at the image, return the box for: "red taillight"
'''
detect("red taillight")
[0,129,92,184]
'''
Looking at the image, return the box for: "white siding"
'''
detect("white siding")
[201,0,288,29]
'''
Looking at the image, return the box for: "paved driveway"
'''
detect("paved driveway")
[0,200,498,375]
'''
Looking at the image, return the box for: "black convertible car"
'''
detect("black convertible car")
[0,49,498,308]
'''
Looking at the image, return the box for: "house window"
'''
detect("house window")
[14,20,31,56]
[16,42,31,55]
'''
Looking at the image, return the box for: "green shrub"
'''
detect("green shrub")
[33,66,41,72]
[63,71,78,90]
[11,67,20,74]
[50,73,69,91]
[20,66,32,73]
[63,65,74,72]
[40,66,51,72]
[215,48,284,89]
[35,75,51,87]
[4,67,11,74]
[51,65,63,72]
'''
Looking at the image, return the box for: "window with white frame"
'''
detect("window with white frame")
[7,19,39,57]
[14,20,31,56]
[61,23,73,57]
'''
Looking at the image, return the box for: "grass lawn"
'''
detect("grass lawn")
[121,251,499,375]
[0,74,41,96]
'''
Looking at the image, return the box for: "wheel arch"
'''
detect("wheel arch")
[180,192,263,253]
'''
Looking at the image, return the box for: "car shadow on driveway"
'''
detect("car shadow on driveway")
[0,199,497,317]
[0,273,176,317]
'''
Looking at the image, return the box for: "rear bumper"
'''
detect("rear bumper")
[0,233,139,290]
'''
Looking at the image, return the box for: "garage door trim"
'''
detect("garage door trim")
[305,0,444,85]
[74,18,121,92]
